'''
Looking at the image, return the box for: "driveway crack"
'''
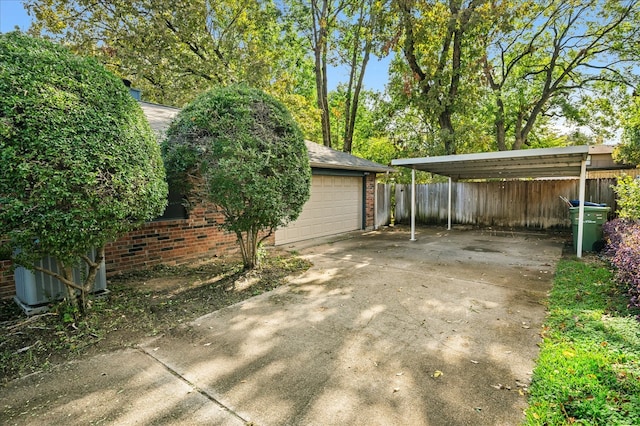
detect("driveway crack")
[136,345,249,424]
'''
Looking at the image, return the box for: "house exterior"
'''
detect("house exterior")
[0,102,392,299]
[276,142,392,245]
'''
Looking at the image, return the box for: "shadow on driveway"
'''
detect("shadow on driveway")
[1,226,565,425]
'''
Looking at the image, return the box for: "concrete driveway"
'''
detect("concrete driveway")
[1,226,565,425]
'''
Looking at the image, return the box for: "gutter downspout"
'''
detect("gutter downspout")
[362,173,369,230]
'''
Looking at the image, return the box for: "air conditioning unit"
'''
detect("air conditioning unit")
[14,249,107,315]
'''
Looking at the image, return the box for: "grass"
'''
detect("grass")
[0,251,311,383]
[525,258,640,425]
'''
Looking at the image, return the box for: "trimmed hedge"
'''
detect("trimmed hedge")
[0,32,167,309]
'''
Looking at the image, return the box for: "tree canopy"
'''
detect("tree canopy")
[163,85,311,269]
[481,0,640,151]
[0,32,168,310]
[23,0,640,166]
[24,0,321,138]
[615,96,640,166]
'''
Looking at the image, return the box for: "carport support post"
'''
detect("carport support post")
[411,168,416,241]
[576,159,587,258]
[448,177,452,231]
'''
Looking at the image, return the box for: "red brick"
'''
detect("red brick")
[1,173,380,298]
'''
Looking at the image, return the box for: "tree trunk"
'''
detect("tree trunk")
[438,25,465,156]
[320,54,332,148]
[46,248,105,314]
[312,0,333,148]
[63,264,76,307]
[79,246,105,311]
[438,112,456,155]
[495,96,507,151]
[513,111,526,150]
[342,0,372,153]
[343,49,356,153]
[344,33,370,153]
[238,228,260,270]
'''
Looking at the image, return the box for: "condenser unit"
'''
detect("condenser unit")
[14,249,107,315]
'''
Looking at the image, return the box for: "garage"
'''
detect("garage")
[275,142,393,245]
[276,173,363,245]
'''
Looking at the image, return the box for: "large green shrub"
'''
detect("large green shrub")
[0,32,167,311]
[614,126,640,166]
[613,175,640,220]
[164,85,311,269]
[614,96,640,166]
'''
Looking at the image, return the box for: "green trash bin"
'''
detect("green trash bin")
[569,206,610,252]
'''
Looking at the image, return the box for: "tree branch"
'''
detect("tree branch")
[31,265,83,291]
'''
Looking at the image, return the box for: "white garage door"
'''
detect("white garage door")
[276,174,362,245]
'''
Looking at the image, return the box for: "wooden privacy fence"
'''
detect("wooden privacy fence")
[380,178,623,229]
[375,183,393,228]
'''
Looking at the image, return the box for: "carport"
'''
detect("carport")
[391,145,631,258]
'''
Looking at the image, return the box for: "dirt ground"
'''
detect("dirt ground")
[0,250,311,383]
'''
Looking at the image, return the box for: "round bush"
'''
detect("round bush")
[164,85,311,268]
[0,32,168,266]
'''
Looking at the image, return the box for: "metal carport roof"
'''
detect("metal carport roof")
[391,145,633,258]
[391,145,627,180]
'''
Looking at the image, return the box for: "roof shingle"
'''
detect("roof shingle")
[139,101,392,173]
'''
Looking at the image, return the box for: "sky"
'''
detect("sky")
[0,1,30,33]
[0,0,391,92]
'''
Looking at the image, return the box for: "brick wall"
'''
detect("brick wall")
[1,173,377,299]
[0,260,14,299]
[365,174,376,229]
[0,199,277,299]
[103,201,241,276]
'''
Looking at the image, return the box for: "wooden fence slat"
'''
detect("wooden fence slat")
[375,183,392,228]
[385,178,623,229]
